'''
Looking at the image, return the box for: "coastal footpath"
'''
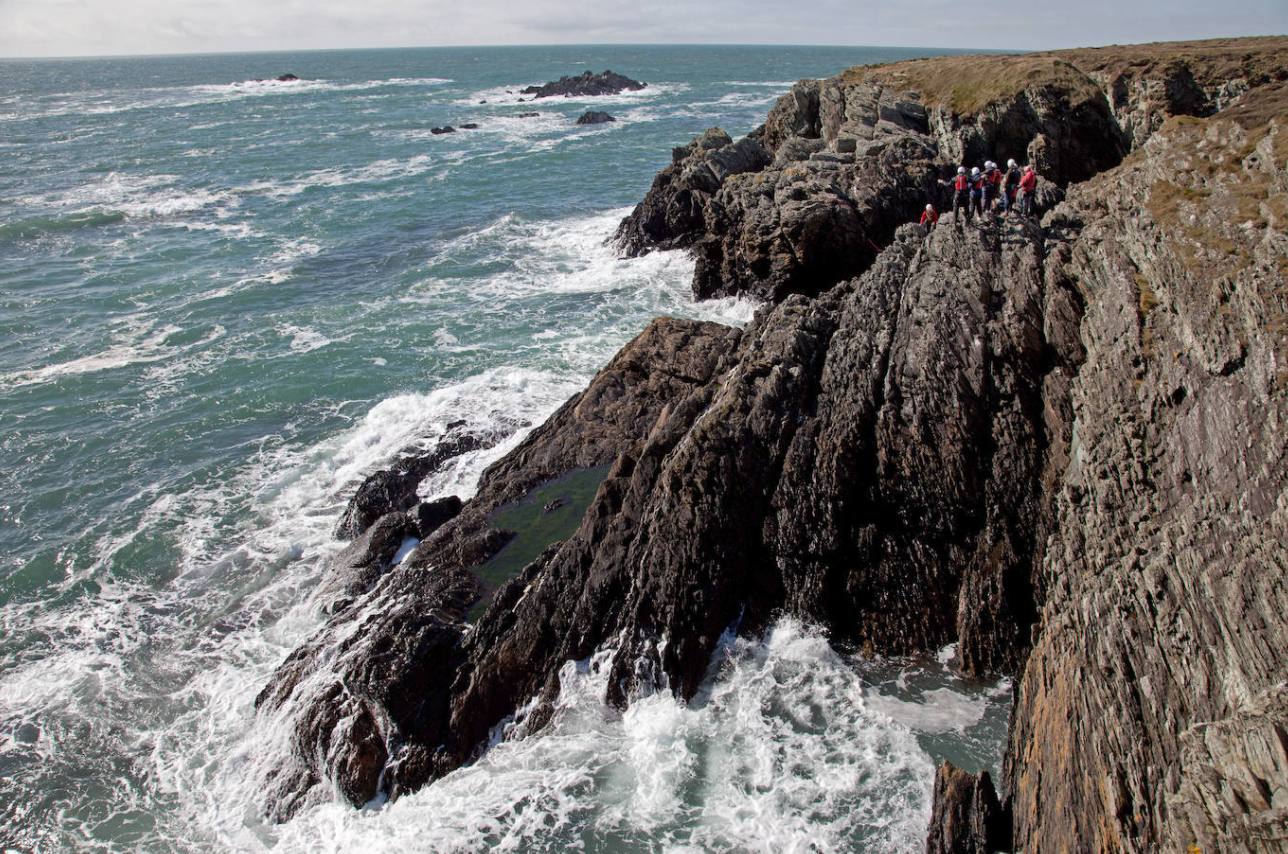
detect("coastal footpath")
[256,37,1288,851]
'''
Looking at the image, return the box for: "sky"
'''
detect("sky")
[1,0,1286,58]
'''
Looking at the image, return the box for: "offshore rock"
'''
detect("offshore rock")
[522,70,645,99]
[575,111,615,125]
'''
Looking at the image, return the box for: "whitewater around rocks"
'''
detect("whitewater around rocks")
[0,45,1006,851]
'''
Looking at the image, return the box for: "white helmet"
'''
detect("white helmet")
[957,166,966,175]
[1007,158,1017,168]
[926,204,934,211]
[985,160,994,169]
[971,167,980,176]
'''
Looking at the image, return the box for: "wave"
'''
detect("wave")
[15,172,239,223]
[270,620,1004,853]
[237,154,442,199]
[457,81,689,108]
[1,317,227,390]
[2,77,456,123]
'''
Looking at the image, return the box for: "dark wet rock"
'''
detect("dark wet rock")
[926,762,1010,854]
[459,123,479,130]
[276,73,299,82]
[517,111,540,118]
[575,111,615,125]
[521,70,646,99]
[541,497,568,514]
[333,429,500,541]
[258,317,740,817]
[430,126,455,135]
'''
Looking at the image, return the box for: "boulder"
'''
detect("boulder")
[276,73,299,82]
[430,126,455,135]
[575,111,615,125]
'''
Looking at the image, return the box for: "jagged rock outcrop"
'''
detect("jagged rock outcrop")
[257,38,1288,853]
[256,317,739,817]
[926,762,1010,854]
[521,70,645,99]
[334,426,499,540]
[615,40,1284,306]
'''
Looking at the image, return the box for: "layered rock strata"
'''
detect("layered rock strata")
[257,38,1288,852]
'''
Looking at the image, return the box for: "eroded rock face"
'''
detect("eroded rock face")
[1006,93,1288,854]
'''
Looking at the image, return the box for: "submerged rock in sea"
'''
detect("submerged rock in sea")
[257,38,1288,852]
[575,111,615,125]
[431,126,455,135]
[521,70,646,99]
[276,73,299,82]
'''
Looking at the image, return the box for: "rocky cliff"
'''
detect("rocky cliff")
[256,37,1288,852]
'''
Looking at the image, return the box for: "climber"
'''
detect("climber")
[986,161,1004,213]
[1003,158,1022,214]
[938,166,973,228]
[920,203,939,230]
[970,166,987,220]
[1018,165,1038,217]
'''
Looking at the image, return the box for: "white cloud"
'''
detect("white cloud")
[1,0,1285,57]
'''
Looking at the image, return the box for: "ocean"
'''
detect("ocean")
[0,45,1010,852]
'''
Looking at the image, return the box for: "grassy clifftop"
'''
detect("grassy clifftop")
[839,35,1288,117]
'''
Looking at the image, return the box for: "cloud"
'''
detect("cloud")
[1,0,1285,57]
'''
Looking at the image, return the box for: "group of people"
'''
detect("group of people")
[919,159,1039,230]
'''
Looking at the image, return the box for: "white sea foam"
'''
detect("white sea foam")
[458,81,689,107]
[1,316,226,389]
[18,171,239,222]
[269,619,937,853]
[240,155,440,199]
[5,77,456,122]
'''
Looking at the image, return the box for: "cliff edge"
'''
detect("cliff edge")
[255,37,1288,852]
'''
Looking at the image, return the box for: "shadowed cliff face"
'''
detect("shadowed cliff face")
[256,40,1288,851]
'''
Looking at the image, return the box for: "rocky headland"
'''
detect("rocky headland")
[256,37,1288,852]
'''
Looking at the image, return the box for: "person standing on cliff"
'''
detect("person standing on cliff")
[939,167,972,229]
[1003,159,1022,214]
[1018,165,1039,218]
[969,167,987,221]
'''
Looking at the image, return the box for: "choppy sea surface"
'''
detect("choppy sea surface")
[0,45,1009,852]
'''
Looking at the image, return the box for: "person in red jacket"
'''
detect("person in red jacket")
[920,203,939,229]
[986,161,1004,213]
[1018,165,1038,217]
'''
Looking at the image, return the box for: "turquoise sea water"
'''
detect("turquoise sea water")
[1,46,1010,852]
